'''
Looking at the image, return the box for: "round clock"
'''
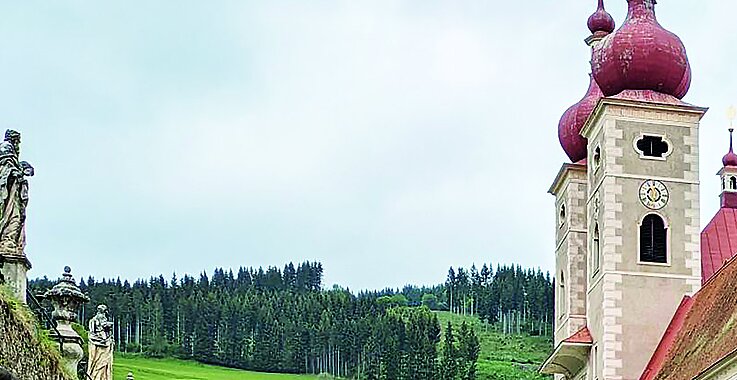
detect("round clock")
[639,180,669,210]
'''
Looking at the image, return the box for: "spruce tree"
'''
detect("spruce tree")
[440,322,457,380]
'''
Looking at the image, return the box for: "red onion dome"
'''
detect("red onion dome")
[724,129,737,167]
[592,0,691,99]
[588,0,615,35]
[558,74,604,162]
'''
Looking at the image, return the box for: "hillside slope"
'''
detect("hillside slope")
[0,287,71,380]
[436,312,551,380]
[114,355,320,380]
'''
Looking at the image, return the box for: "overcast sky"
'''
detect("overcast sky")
[2,1,735,290]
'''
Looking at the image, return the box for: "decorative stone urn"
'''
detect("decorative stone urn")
[43,266,90,379]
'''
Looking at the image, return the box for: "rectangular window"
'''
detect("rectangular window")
[592,345,598,379]
[592,224,600,275]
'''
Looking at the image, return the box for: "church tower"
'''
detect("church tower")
[542,1,706,379]
[700,127,737,284]
[548,0,615,352]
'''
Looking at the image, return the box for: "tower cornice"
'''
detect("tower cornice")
[549,161,587,195]
[580,96,708,140]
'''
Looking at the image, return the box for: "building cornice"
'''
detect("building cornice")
[549,162,587,195]
[580,97,708,140]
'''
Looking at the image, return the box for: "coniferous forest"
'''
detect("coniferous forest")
[30,261,552,379]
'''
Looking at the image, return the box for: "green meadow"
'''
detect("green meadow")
[435,312,552,380]
[112,313,551,380]
[113,355,320,380]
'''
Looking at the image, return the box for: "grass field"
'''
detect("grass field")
[113,313,552,380]
[436,311,552,380]
[113,355,320,380]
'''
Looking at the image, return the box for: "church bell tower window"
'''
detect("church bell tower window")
[593,146,601,171]
[639,214,668,264]
[635,135,671,160]
[559,204,566,228]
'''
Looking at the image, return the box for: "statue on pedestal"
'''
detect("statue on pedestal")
[0,130,33,256]
[87,305,114,380]
[0,130,33,301]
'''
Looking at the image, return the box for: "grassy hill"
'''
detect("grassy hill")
[436,311,552,380]
[113,313,553,380]
[114,355,320,380]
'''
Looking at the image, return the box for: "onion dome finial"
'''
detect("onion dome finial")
[588,0,616,35]
[558,74,603,162]
[722,129,737,167]
[724,108,737,167]
[592,0,691,99]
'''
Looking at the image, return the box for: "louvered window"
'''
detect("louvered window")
[640,214,667,263]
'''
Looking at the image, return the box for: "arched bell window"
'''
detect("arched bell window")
[559,204,566,228]
[593,146,601,171]
[730,176,736,190]
[558,271,566,316]
[640,214,668,264]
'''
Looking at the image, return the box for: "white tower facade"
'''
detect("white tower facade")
[580,98,705,379]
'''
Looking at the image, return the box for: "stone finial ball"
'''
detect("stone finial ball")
[64,266,71,274]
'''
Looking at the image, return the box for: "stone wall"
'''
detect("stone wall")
[0,288,71,380]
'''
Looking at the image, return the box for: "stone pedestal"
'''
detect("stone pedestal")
[43,267,90,379]
[0,254,31,303]
[55,334,85,377]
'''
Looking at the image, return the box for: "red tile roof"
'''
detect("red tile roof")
[701,208,737,284]
[644,256,737,380]
[540,326,593,376]
[564,326,593,344]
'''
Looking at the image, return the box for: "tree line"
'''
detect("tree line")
[369,264,554,335]
[444,264,554,336]
[30,261,482,379]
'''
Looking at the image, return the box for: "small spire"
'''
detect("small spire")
[587,0,616,37]
[723,127,737,167]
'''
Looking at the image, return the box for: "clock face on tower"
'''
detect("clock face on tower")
[639,180,669,210]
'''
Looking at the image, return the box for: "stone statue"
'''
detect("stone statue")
[0,130,33,256]
[87,305,113,380]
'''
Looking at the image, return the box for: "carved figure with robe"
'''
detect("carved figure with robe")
[87,305,114,380]
[0,130,33,256]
